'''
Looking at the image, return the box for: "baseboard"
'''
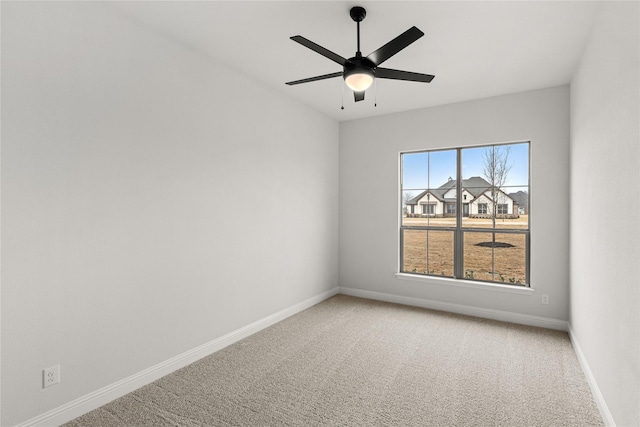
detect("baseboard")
[338,286,569,331]
[568,325,616,427]
[17,287,339,427]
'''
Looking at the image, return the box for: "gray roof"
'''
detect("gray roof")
[406,176,504,205]
[508,191,528,209]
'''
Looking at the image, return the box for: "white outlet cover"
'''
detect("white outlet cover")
[43,365,60,388]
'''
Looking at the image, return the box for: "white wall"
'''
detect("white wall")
[1,3,339,425]
[340,86,570,320]
[570,2,640,426]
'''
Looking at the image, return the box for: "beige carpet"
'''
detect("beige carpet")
[65,295,603,426]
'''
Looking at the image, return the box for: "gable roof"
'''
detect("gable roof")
[508,191,529,209]
[407,176,503,205]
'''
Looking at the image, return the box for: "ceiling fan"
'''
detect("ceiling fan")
[286,6,435,103]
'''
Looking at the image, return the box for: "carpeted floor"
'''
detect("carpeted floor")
[65,295,603,426]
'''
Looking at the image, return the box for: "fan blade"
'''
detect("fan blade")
[376,67,435,83]
[290,36,347,66]
[367,26,424,66]
[354,91,365,102]
[286,72,343,85]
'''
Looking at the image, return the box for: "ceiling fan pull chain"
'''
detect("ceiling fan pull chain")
[341,79,345,110]
[374,78,378,107]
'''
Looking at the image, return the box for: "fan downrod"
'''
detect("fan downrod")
[350,6,366,22]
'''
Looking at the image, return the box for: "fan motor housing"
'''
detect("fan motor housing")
[343,56,376,76]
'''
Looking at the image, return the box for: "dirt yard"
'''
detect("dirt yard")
[402,215,528,284]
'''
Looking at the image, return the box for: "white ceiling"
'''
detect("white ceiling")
[110,1,600,122]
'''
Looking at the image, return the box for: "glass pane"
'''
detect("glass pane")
[402,149,456,228]
[402,229,427,274]
[402,152,429,190]
[461,145,487,182]
[463,231,528,284]
[495,185,528,229]
[463,232,494,282]
[402,229,454,277]
[506,142,529,187]
[425,150,457,228]
[462,146,495,229]
[426,230,454,277]
[402,189,425,226]
[427,150,457,190]
[402,151,428,228]
[461,143,529,230]
[493,233,527,285]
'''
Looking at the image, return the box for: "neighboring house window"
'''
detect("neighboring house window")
[421,204,435,215]
[400,142,530,286]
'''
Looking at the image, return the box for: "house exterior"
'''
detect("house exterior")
[406,176,520,218]
[508,190,529,214]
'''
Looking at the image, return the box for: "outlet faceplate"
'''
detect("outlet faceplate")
[541,294,549,305]
[43,365,60,388]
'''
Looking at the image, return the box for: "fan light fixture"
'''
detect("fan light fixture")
[285,6,435,104]
[344,67,374,91]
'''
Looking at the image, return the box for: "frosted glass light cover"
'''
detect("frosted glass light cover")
[345,73,373,92]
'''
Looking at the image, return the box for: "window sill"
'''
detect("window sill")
[395,273,535,295]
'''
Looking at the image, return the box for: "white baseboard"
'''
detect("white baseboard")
[568,325,616,427]
[338,286,569,331]
[18,287,339,427]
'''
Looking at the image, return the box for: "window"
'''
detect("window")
[421,203,435,215]
[400,142,530,286]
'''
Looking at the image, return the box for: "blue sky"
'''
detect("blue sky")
[402,142,529,191]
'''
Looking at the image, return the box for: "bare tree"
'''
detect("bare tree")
[483,145,512,228]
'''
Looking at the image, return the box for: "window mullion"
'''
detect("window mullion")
[454,148,464,278]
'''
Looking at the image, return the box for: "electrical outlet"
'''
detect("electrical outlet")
[541,294,549,305]
[43,365,60,388]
